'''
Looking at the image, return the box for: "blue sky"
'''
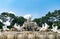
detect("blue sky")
[0,0,60,19]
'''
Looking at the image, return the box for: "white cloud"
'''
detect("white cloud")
[8,11,15,15]
[23,14,32,19]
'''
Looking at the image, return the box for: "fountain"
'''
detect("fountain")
[20,14,41,31]
[0,14,60,39]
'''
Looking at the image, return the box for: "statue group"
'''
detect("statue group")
[2,14,59,33]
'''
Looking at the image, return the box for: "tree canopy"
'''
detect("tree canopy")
[0,10,60,29]
[33,10,60,29]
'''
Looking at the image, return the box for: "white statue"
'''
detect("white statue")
[44,23,49,29]
[13,23,21,31]
[2,17,11,31]
[40,24,45,31]
[40,23,49,31]
[3,17,11,26]
[51,24,58,32]
[3,26,9,31]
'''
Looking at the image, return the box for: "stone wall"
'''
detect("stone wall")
[0,31,60,39]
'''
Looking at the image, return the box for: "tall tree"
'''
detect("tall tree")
[0,22,4,29]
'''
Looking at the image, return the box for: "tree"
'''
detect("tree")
[0,12,16,29]
[33,10,60,29]
[10,16,27,28]
[8,13,15,18]
[1,10,60,29]
[17,16,27,26]
[0,22,4,29]
[33,18,42,27]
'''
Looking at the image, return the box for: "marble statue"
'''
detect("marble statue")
[2,17,11,31]
[13,23,22,31]
[51,24,58,32]
[3,26,9,31]
[3,17,11,26]
[40,23,49,31]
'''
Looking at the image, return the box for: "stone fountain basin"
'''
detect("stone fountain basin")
[0,31,60,39]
